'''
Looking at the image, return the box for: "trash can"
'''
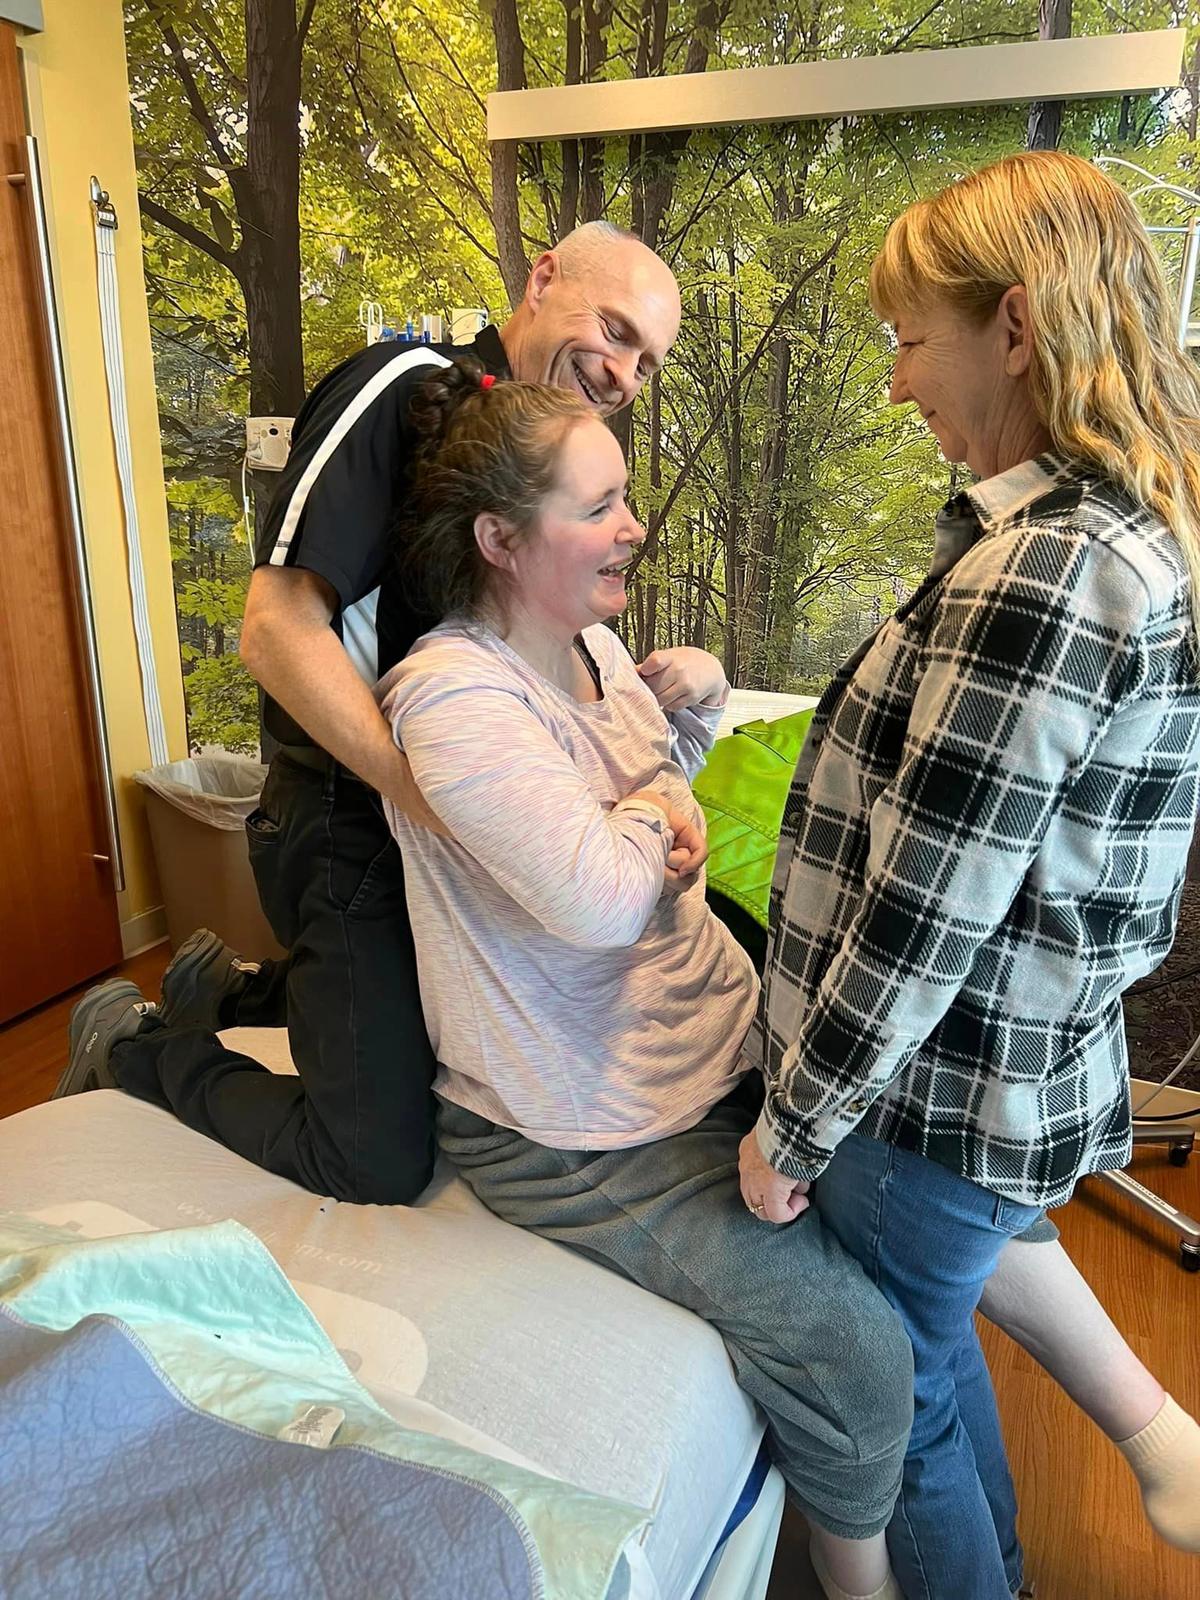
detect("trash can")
[135,757,286,958]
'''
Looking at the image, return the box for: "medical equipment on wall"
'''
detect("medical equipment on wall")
[358,299,450,347]
[240,417,294,548]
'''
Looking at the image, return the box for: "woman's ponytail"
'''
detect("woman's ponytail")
[396,361,591,624]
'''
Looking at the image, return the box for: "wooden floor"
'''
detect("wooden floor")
[0,944,171,1114]
[2,951,1198,1599]
[770,1144,1200,1600]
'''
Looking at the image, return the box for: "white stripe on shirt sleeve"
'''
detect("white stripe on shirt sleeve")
[268,347,452,566]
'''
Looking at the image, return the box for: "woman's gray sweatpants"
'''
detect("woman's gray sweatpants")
[437,1080,914,1540]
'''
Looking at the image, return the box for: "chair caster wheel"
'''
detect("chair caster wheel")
[1168,1144,1191,1167]
[1181,1243,1200,1273]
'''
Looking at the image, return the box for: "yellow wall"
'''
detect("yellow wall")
[19,0,188,949]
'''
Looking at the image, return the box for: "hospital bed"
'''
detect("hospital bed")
[0,1027,787,1600]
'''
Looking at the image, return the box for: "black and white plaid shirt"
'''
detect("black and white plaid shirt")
[753,455,1200,1206]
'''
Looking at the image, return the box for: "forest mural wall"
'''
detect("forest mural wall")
[125,1,1200,753]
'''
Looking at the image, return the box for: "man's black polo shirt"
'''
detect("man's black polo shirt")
[252,326,510,750]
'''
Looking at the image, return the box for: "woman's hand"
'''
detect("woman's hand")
[664,809,707,888]
[738,1128,810,1224]
[638,647,728,713]
[627,787,709,887]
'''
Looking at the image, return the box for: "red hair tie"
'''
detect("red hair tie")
[480,373,496,390]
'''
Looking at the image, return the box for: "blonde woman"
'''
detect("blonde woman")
[739,151,1200,1598]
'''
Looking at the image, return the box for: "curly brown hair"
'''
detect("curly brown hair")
[397,358,592,621]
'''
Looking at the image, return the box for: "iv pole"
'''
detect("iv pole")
[1096,155,1200,348]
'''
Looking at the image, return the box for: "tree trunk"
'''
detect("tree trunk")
[632,0,723,251]
[1027,0,1072,151]
[647,371,666,646]
[580,0,613,221]
[232,0,306,417]
[558,0,582,236]
[723,280,743,682]
[744,333,792,688]
[488,0,530,307]
[641,581,659,657]
[741,175,804,689]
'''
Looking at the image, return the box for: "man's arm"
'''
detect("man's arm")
[241,565,441,827]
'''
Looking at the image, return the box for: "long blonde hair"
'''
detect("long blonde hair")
[870,150,1200,642]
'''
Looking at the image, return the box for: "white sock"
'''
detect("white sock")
[809,1539,904,1600]
[1117,1393,1200,1553]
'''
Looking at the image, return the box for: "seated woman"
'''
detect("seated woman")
[379,363,913,1600]
[379,357,1198,1600]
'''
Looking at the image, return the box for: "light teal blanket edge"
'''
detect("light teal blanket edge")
[0,1213,648,1600]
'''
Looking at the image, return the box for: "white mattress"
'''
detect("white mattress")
[716,689,818,742]
[0,1041,765,1600]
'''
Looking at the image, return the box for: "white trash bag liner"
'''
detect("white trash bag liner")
[134,757,268,832]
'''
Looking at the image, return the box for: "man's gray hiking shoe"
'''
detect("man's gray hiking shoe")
[56,980,156,1098]
[159,928,259,1030]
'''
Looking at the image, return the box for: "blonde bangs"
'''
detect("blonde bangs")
[869,206,930,324]
[869,187,1006,326]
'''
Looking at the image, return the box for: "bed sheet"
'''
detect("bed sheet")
[0,1064,765,1600]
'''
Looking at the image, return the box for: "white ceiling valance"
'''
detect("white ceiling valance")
[487,30,1184,143]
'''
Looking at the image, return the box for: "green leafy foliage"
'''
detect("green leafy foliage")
[126,0,1198,745]
[182,652,262,754]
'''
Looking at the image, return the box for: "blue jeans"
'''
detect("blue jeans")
[814,1134,1042,1600]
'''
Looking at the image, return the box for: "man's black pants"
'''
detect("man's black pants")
[115,752,437,1204]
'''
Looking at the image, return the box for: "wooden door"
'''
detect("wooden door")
[0,22,122,1023]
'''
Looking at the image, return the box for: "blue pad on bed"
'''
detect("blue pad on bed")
[0,1305,538,1600]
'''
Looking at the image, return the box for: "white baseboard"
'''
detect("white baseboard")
[1130,1075,1200,1128]
[120,906,167,959]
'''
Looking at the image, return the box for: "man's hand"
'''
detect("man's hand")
[385,751,450,837]
[738,1128,810,1224]
[638,647,728,712]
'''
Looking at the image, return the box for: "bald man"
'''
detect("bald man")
[65,225,682,1205]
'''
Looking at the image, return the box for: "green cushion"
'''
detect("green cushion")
[694,709,813,929]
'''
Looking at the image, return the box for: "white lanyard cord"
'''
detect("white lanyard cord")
[91,176,170,767]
